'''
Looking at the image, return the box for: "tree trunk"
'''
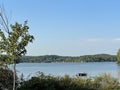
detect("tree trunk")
[13,62,16,90]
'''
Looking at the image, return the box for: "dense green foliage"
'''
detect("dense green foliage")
[0,68,17,90]
[117,49,120,64]
[20,54,117,63]
[0,21,34,64]
[18,72,120,90]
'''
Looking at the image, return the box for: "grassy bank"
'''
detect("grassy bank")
[1,68,120,90]
[18,72,120,90]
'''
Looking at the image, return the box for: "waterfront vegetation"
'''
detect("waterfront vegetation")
[0,68,120,90]
[20,54,117,63]
[18,72,120,90]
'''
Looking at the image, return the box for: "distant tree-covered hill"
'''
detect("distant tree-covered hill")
[19,54,117,63]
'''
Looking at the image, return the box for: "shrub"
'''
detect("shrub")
[93,73,120,90]
[0,68,15,90]
[18,72,120,90]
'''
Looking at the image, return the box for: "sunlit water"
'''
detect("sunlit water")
[9,62,119,78]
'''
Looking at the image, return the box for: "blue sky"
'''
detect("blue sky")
[2,0,120,56]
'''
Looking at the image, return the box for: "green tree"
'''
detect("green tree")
[117,49,120,64]
[0,7,34,90]
[0,21,34,90]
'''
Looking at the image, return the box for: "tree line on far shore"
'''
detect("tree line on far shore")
[19,54,117,63]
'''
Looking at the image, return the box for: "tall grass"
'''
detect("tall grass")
[18,72,120,90]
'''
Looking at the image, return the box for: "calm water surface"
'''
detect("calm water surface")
[12,62,119,78]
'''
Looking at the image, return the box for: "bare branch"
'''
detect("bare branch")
[0,5,10,33]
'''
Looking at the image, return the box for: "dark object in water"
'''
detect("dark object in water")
[77,73,87,76]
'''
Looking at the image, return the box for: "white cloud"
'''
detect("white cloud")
[83,38,120,42]
[113,38,120,41]
[87,38,103,42]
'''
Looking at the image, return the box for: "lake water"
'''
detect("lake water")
[11,62,120,78]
